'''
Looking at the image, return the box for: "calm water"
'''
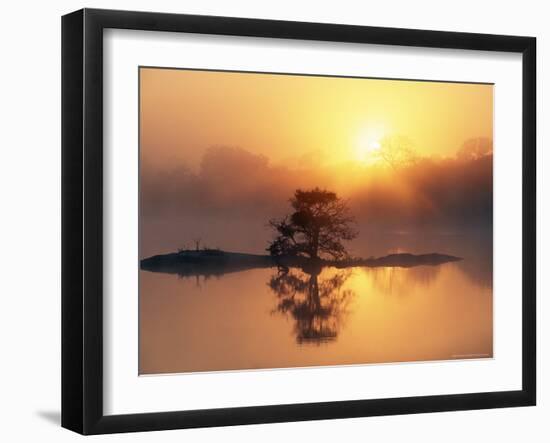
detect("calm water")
[139,234,492,374]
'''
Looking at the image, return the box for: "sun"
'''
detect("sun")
[351,123,390,164]
[355,134,382,164]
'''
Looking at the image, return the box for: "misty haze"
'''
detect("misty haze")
[139,67,493,374]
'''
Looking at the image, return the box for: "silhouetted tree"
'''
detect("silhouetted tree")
[456,137,493,161]
[267,188,357,260]
[377,135,418,170]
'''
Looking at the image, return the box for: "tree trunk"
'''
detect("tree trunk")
[311,228,320,259]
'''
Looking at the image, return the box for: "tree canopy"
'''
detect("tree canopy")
[267,188,357,261]
[377,134,418,170]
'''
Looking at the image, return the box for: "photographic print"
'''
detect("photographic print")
[139,67,493,375]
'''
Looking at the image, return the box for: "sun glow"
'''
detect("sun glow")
[355,130,383,164]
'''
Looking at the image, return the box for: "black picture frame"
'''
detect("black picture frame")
[62,8,536,435]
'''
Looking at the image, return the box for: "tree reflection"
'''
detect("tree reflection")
[268,267,355,345]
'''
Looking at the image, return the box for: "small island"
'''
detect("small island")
[140,248,461,278]
[141,187,461,278]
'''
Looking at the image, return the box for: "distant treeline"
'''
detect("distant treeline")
[141,142,492,229]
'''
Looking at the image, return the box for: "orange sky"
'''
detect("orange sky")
[140,67,493,171]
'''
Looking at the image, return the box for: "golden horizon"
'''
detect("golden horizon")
[140,67,493,174]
